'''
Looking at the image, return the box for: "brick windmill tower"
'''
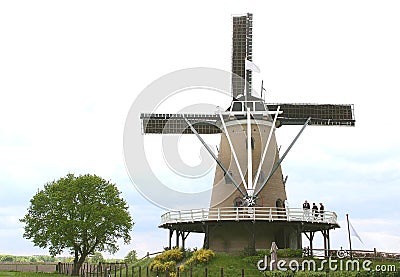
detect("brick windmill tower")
[141,13,355,254]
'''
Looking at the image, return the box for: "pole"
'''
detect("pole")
[253,106,280,186]
[219,112,247,188]
[254,117,311,196]
[183,116,246,197]
[246,107,253,196]
[346,213,353,259]
[245,63,248,103]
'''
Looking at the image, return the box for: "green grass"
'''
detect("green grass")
[181,252,263,277]
[130,252,265,277]
[2,254,398,277]
[129,252,399,277]
[0,272,59,277]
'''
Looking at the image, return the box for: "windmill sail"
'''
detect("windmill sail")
[232,13,253,98]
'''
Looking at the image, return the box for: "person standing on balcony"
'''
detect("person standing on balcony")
[319,203,325,221]
[312,203,318,220]
[303,200,310,220]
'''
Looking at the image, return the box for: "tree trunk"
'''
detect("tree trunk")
[72,251,80,276]
[72,251,88,276]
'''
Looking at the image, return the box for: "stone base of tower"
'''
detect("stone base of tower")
[207,221,301,253]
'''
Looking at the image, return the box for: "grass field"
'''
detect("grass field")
[0,272,59,277]
[1,253,398,277]
[132,252,400,277]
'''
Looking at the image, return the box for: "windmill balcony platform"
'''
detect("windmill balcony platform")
[160,207,338,227]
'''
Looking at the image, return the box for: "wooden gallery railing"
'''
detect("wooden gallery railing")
[160,207,338,225]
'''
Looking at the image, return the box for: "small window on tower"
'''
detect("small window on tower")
[257,171,265,184]
[276,198,283,208]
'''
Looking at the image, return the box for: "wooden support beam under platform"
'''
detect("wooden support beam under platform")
[167,228,192,250]
[161,219,338,254]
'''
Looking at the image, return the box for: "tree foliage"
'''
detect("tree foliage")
[20,173,133,275]
[87,252,105,264]
[0,254,58,263]
[124,249,138,264]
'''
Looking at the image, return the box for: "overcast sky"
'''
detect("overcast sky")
[1,1,399,258]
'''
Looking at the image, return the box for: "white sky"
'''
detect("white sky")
[1,0,400,258]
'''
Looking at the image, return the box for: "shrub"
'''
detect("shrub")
[185,249,215,266]
[277,248,303,258]
[150,248,183,274]
[178,264,185,272]
[150,248,215,274]
[149,260,164,272]
[243,250,270,265]
[155,248,183,262]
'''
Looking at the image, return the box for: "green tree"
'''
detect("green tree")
[87,252,105,264]
[124,249,138,264]
[20,173,133,275]
[0,255,14,262]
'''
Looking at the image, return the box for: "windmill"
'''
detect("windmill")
[141,13,355,253]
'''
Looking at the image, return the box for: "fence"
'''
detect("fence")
[57,263,263,277]
[3,249,398,276]
[308,248,400,261]
[160,207,338,225]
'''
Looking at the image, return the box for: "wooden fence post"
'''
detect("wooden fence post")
[205,267,208,277]
[189,267,192,277]
[220,267,224,277]
[138,266,141,277]
[241,268,244,277]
